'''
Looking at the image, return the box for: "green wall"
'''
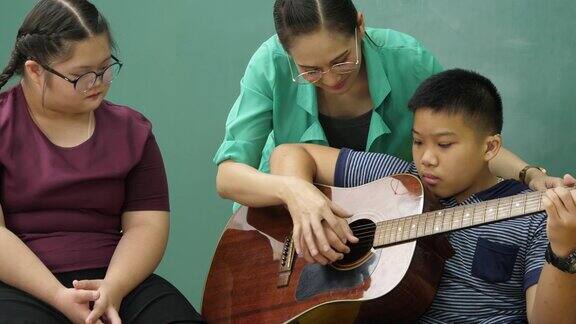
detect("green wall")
[1,0,574,310]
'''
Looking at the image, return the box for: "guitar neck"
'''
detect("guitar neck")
[373,190,544,248]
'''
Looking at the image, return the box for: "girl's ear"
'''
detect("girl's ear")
[23,60,45,87]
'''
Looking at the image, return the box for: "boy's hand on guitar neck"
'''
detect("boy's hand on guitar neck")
[543,174,576,257]
[280,177,359,265]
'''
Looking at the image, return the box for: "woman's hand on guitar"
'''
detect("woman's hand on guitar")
[529,173,576,191]
[280,177,358,264]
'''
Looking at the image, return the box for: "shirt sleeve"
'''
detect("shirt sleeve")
[122,134,170,212]
[523,212,548,291]
[334,148,416,187]
[213,42,275,168]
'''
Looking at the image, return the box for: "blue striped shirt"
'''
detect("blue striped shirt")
[335,149,547,323]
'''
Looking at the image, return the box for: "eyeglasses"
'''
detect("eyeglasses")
[289,28,359,84]
[39,55,123,93]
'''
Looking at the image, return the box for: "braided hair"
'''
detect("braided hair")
[0,0,115,90]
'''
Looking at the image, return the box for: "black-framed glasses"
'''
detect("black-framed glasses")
[39,55,123,93]
[288,28,360,84]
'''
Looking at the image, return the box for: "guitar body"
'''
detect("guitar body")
[203,175,454,323]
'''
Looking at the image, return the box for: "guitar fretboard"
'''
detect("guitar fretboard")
[373,191,544,247]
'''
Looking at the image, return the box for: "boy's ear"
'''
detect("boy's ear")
[484,134,502,161]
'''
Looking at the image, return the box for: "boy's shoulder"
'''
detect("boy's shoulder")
[335,148,416,187]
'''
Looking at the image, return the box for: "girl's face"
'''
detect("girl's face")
[30,34,113,114]
[289,28,363,95]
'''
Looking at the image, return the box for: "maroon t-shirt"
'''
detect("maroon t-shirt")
[0,85,169,273]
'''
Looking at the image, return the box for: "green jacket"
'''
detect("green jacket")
[214,28,443,173]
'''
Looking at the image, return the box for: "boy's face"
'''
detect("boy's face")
[412,108,500,202]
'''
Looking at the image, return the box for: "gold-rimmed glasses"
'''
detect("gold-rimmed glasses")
[288,28,359,84]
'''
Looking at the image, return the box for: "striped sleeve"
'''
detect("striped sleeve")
[523,212,547,291]
[334,148,416,187]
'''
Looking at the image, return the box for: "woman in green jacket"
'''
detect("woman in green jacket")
[214,0,562,264]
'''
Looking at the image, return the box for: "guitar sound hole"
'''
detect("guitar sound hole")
[332,218,376,269]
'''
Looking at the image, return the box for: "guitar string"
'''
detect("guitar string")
[346,194,541,234]
[344,194,543,242]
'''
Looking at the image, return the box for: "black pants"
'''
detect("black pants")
[0,268,205,324]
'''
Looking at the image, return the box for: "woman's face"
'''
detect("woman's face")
[36,34,113,114]
[289,28,362,95]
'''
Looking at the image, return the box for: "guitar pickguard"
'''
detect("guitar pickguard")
[295,249,381,301]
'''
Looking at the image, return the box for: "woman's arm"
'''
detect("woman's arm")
[218,144,356,265]
[489,147,574,190]
[0,206,101,323]
[216,160,292,207]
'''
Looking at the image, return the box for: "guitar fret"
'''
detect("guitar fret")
[405,216,414,240]
[433,211,443,233]
[485,200,497,222]
[393,218,403,244]
[461,207,468,228]
[386,219,393,244]
[417,214,426,237]
[380,221,387,245]
[525,192,542,214]
[398,217,407,241]
[442,208,453,232]
[537,192,543,211]
[409,216,417,239]
[374,189,549,248]
[450,207,464,229]
[375,224,382,246]
[399,217,407,241]
[522,193,528,215]
[472,202,485,225]
[510,194,525,217]
[388,218,397,244]
[424,212,434,235]
[392,218,401,243]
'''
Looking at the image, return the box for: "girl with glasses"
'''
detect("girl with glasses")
[0,1,203,323]
[214,0,565,265]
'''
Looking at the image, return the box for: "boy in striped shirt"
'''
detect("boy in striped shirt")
[269,69,576,323]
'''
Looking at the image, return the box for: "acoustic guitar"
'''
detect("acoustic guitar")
[202,174,546,323]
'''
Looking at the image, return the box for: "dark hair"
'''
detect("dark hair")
[0,0,115,90]
[273,0,358,50]
[408,69,503,135]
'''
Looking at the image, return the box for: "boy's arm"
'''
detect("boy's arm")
[526,185,576,323]
[270,143,340,185]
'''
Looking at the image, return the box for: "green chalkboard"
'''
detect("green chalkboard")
[1,0,574,311]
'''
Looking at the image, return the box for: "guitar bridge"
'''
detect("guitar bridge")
[277,234,295,287]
